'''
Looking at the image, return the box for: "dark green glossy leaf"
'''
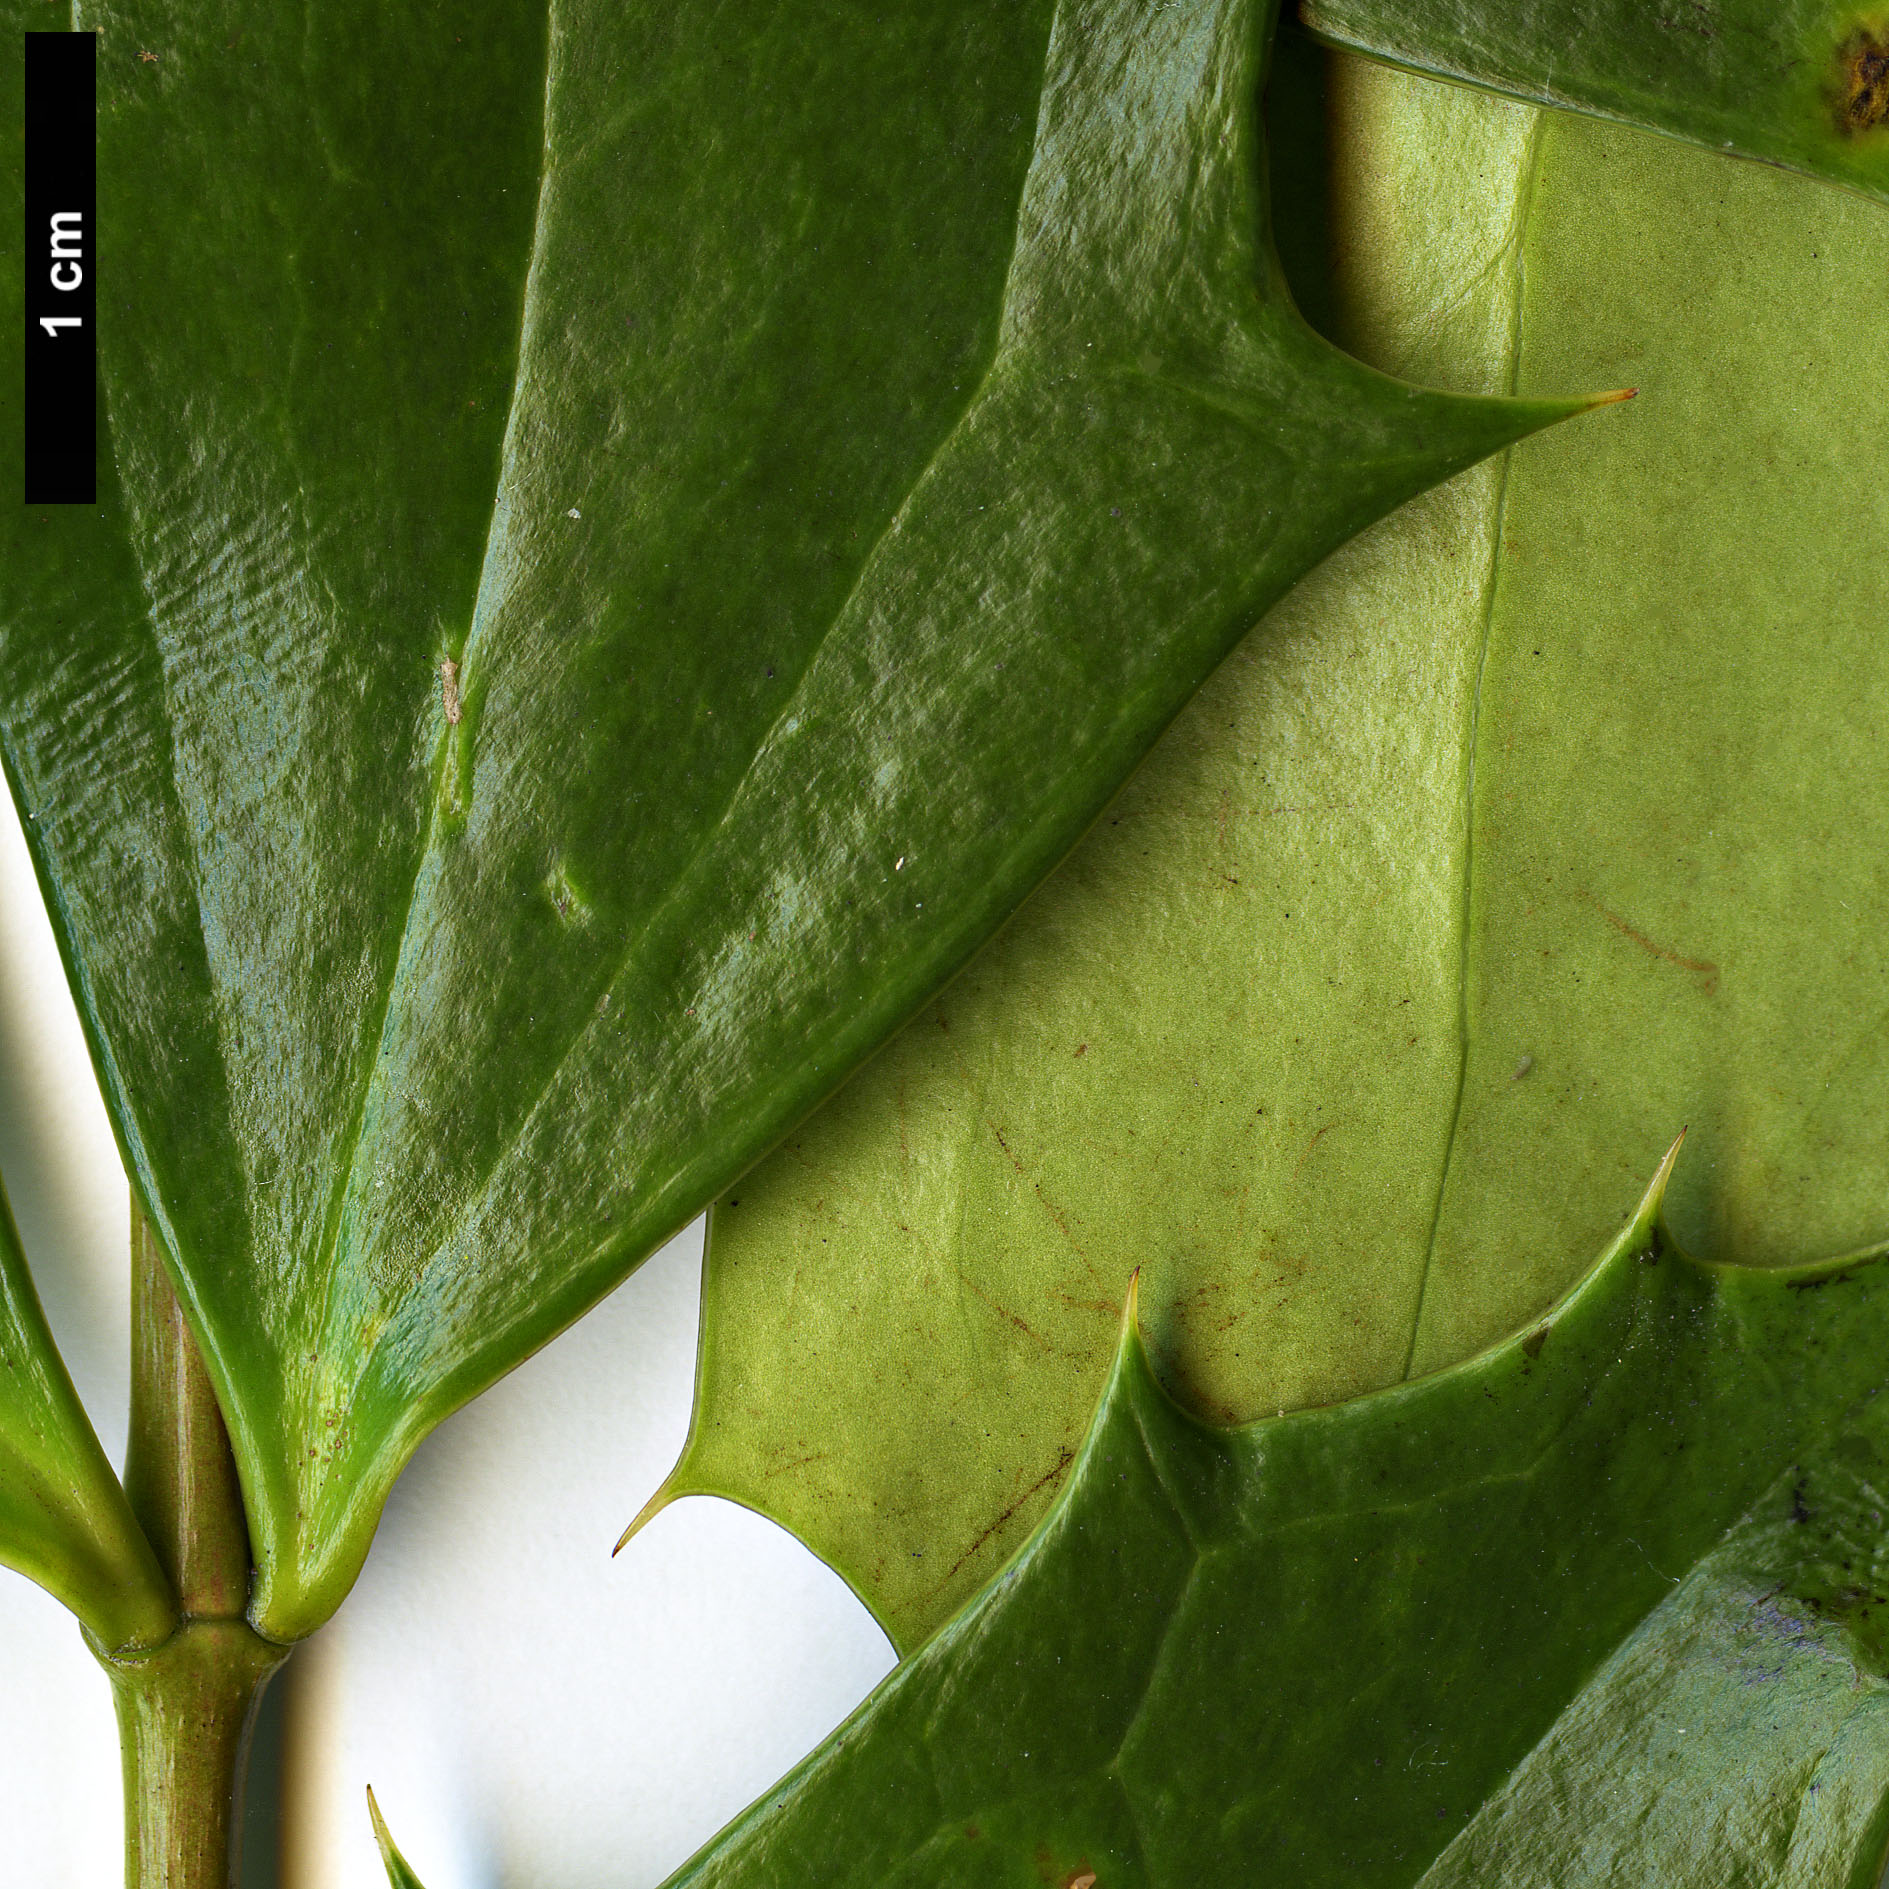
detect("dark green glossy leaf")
[0,2,1585,1639]
[0,1173,172,1651]
[648,48,1889,1651]
[660,1157,1889,1889]
[1415,1471,1889,1886]
[367,1788,427,1889]
[1300,0,1889,203]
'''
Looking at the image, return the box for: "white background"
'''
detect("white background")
[0,779,895,1887]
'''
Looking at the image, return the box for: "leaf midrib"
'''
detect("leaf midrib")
[302,0,560,1402]
[1401,105,1546,1382]
[302,0,1064,1405]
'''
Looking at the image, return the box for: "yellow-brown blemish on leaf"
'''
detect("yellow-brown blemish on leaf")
[439,657,462,725]
[1835,26,1889,134]
[545,862,592,927]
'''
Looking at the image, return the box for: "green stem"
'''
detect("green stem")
[108,1621,284,1889]
[93,1202,288,1889]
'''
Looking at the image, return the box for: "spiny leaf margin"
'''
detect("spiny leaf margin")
[655,1144,1889,1889]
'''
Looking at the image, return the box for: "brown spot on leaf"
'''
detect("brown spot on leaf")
[1789,1265,1859,1291]
[439,658,462,725]
[1521,1324,1551,1360]
[1836,26,1889,133]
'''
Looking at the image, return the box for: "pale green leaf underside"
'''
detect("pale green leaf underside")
[657,55,1889,1649]
[0,0,1584,1637]
[661,1165,1889,1888]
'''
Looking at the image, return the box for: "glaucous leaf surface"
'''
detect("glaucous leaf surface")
[1300,0,1889,204]
[650,53,1889,1648]
[660,1162,1889,1889]
[0,2,1584,1639]
[0,1173,171,1651]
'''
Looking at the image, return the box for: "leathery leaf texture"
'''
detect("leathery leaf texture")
[1300,0,1889,205]
[651,47,1889,1650]
[0,1170,173,1652]
[0,0,1590,1638]
[662,1154,1889,1889]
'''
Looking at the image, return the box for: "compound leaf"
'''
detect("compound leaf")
[0,0,1587,1638]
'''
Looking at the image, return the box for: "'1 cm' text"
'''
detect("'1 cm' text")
[40,212,84,336]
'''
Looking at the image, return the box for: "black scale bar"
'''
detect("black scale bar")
[23,32,96,505]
